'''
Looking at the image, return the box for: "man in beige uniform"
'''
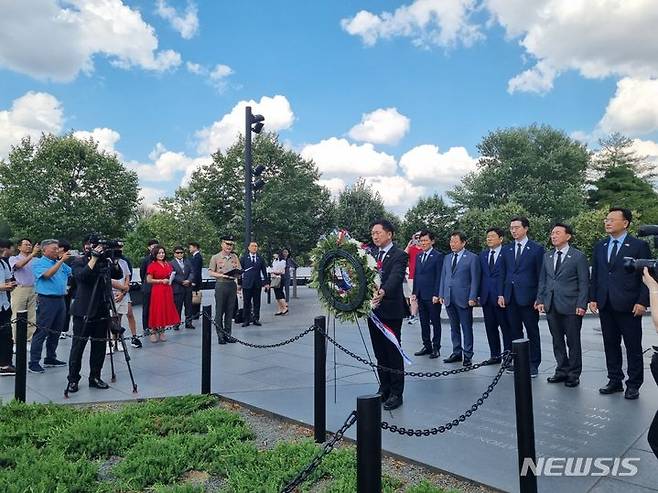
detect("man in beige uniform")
[9,238,40,345]
[208,236,241,344]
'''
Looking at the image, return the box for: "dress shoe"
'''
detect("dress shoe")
[227,337,237,343]
[252,320,262,326]
[463,358,472,367]
[89,377,109,389]
[599,381,623,394]
[66,381,79,393]
[564,379,580,388]
[482,357,502,366]
[624,387,640,400]
[414,347,432,356]
[429,349,440,359]
[383,395,403,411]
[241,322,250,327]
[377,389,390,402]
[547,374,567,383]
[443,354,462,364]
[185,323,195,329]
[217,335,227,345]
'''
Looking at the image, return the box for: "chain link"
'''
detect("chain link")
[280,410,357,493]
[380,352,512,436]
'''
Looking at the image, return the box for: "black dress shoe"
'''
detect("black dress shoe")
[377,389,390,402]
[241,322,250,327]
[482,357,502,366]
[443,354,462,363]
[66,381,79,393]
[599,381,623,394]
[429,349,440,359]
[564,379,580,387]
[463,358,472,367]
[89,377,109,389]
[383,395,403,411]
[217,335,227,345]
[252,320,262,326]
[414,347,432,356]
[547,374,567,383]
[185,324,195,329]
[624,387,640,400]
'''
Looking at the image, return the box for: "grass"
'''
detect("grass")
[0,395,459,492]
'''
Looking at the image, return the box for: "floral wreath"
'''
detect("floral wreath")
[310,229,380,322]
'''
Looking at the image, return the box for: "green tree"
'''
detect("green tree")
[591,133,655,178]
[334,179,387,243]
[449,124,590,220]
[401,194,456,251]
[0,133,140,245]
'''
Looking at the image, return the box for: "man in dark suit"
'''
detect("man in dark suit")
[369,219,409,411]
[439,231,481,366]
[411,230,444,359]
[536,223,589,387]
[239,241,269,327]
[170,246,194,329]
[139,239,158,333]
[500,216,545,377]
[479,227,511,365]
[589,207,650,399]
[188,242,203,320]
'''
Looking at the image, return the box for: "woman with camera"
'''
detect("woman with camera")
[641,267,658,459]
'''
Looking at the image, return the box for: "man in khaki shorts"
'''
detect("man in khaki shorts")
[9,238,40,347]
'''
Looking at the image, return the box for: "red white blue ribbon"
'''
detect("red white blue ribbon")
[368,311,412,365]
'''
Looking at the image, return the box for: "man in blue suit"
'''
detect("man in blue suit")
[500,216,545,377]
[240,241,269,327]
[411,230,444,359]
[479,227,511,365]
[589,207,650,399]
[439,231,481,366]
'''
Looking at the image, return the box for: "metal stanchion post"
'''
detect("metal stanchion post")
[14,311,27,402]
[201,305,212,394]
[513,338,537,493]
[357,394,381,493]
[292,268,298,299]
[314,315,326,443]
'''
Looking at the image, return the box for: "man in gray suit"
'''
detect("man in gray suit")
[170,246,194,329]
[536,223,589,387]
[439,231,481,366]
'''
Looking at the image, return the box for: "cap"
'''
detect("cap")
[221,235,235,242]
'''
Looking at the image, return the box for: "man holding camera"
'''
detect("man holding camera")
[590,207,651,399]
[66,236,123,393]
[640,268,658,458]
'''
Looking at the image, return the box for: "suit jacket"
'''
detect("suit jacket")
[239,253,268,289]
[589,234,650,312]
[170,258,193,295]
[70,255,123,319]
[501,239,545,306]
[479,247,505,306]
[412,248,444,301]
[139,255,152,292]
[537,246,589,315]
[373,244,409,320]
[189,251,203,289]
[439,250,480,308]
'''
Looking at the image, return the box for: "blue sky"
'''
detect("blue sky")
[1,1,657,213]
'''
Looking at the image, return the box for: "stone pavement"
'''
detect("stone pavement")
[1,287,657,493]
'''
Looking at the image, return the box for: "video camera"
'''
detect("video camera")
[622,225,658,280]
[87,234,124,261]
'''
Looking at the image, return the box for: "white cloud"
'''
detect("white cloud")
[155,0,199,40]
[0,0,181,82]
[196,95,295,154]
[0,91,63,158]
[128,143,209,183]
[630,138,658,168]
[186,61,204,75]
[400,144,477,187]
[598,78,658,136]
[486,0,658,94]
[139,186,167,206]
[73,127,121,155]
[363,175,425,212]
[209,64,234,93]
[317,177,346,198]
[341,0,483,49]
[300,138,397,178]
[348,107,410,145]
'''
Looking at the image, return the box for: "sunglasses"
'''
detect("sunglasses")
[174,251,184,254]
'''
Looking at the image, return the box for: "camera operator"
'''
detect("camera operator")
[66,236,123,393]
[641,267,658,459]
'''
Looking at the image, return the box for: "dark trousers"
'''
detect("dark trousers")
[215,281,236,339]
[173,288,193,325]
[482,300,512,358]
[67,316,107,383]
[418,298,441,350]
[546,309,583,379]
[446,303,474,359]
[30,296,65,364]
[506,300,541,372]
[243,287,262,322]
[191,288,201,319]
[368,317,404,398]
[599,306,643,389]
[0,307,12,367]
[141,287,151,333]
[649,353,658,459]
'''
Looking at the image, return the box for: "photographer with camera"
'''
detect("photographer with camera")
[66,235,123,393]
[639,267,658,458]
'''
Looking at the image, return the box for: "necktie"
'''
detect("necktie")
[609,240,619,267]
[422,252,427,264]
[251,255,256,264]
[515,243,522,264]
[489,250,495,272]
[451,253,458,273]
[555,250,563,272]
[377,250,385,262]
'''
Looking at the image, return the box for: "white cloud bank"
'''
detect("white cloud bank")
[155,0,199,40]
[348,107,410,145]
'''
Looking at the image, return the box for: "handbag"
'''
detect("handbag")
[192,290,202,305]
[270,275,282,288]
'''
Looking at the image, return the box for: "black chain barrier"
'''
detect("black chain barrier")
[381,352,512,437]
[280,410,357,493]
[202,312,316,349]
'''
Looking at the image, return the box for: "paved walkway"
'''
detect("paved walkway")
[1,287,657,493]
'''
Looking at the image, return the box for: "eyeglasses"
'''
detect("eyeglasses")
[174,251,184,254]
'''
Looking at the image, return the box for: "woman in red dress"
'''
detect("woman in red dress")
[146,246,180,342]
